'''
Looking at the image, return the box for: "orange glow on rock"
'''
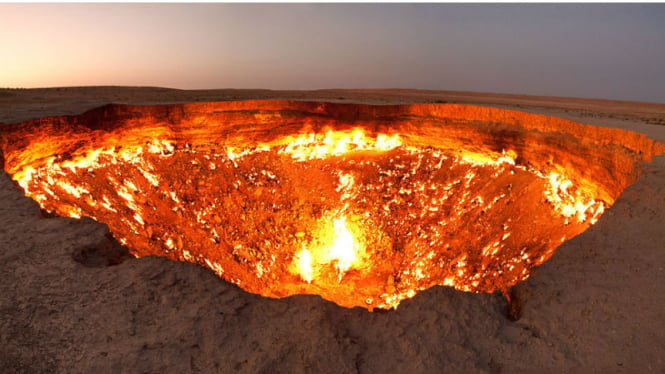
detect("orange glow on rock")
[1,101,662,310]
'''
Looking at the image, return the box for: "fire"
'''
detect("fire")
[326,216,358,274]
[294,248,313,283]
[544,172,605,224]
[279,129,401,161]
[290,215,363,284]
[1,101,659,310]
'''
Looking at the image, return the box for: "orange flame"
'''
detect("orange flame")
[325,216,359,274]
[279,129,401,161]
[291,214,364,284]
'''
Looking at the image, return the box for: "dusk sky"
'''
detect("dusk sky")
[2,3,665,103]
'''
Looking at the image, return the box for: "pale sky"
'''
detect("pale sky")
[1,3,664,103]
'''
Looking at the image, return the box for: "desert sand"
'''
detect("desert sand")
[1,87,665,373]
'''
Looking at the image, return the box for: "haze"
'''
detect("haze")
[2,3,664,103]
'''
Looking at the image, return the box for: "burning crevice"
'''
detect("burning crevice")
[1,101,662,310]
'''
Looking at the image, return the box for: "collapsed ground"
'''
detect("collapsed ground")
[1,88,664,374]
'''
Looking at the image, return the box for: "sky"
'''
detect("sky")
[1,3,665,103]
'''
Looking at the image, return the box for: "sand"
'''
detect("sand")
[1,87,664,373]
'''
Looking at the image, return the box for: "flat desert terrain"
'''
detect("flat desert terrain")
[1,87,665,373]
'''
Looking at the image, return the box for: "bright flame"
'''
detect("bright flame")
[294,248,313,283]
[545,172,603,224]
[461,149,517,166]
[326,216,357,274]
[290,214,362,283]
[279,129,401,161]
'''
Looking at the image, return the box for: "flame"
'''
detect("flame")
[461,149,517,166]
[545,172,605,224]
[291,214,363,283]
[279,129,401,161]
[325,216,358,274]
[294,248,313,283]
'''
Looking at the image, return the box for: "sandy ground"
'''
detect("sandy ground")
[1,87,664,373]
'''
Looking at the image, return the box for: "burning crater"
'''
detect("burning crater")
[1,101,662,310]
